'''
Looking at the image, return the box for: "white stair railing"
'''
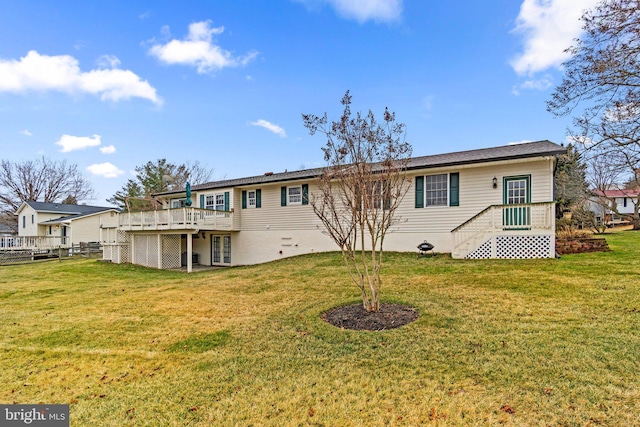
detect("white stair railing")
[452,202,555,258]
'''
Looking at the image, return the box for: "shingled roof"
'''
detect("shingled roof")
[18,200,117,218]
[20,201,115,215]
[158,140,566,195]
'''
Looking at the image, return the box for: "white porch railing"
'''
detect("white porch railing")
[0,236,70,250]
[452,202,555,259]
[117,207,233,231]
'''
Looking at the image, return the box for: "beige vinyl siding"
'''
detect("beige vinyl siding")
[18,206,39,236]
[234,181,329,265]
[234,157,555,258]
[381,157,555,253]
[69,212,117,245]
[239,181,322,232]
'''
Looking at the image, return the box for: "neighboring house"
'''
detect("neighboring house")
[590,189,640,226]
[101,140,566,271]
[15,201,119,246]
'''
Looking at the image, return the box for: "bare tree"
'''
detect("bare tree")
[0,157,95,229]
[547,0,640,228]
[303,91,412,312]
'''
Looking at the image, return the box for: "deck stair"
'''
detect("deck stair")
[451,202,556,259]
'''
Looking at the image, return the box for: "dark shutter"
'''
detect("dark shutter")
[302,184,309,205]
[415,176,424,208]
[200,194,205,208]
[449,173,459,207]
[224,192,230,211]
[242,191,247,209]
[256,189,262,208]
[281,186,287,206]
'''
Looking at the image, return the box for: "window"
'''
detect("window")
[365,180,391,210]
[171,199,186,208]
[288,186,302,205]
[201,192,230,215]
[281,184,309,206]
[215,194,225,211]
[242,189,261,209]
[624,197,628,208]
[425,174,448,206]
[415,173,459,208]
[242,188,262,209]
[31,215,34,224]
[223,235,231,264]
[205,195,215,210]
[506,179,527,204]
[22,216,25,228]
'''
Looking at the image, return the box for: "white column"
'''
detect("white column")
[131,234,136,265]
[187,233,193,273]
[157,234,163,269]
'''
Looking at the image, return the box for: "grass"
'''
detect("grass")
[0,232,639,426]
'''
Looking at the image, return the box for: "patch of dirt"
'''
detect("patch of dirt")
[322,303,419,331]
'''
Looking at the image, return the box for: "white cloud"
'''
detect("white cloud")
[521,76,553,91]
[86,162,125,178]
[20,129,32,136]
[511,0,600,76]
[250,119,287,138]
[0,50,161,104]
[55,134,101,153]
[100,145,116,154]
[295,0,402,23]
[97,54,121,69]
[508,139,533,145]
[148,20,258,74]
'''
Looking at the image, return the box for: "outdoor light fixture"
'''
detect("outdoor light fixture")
[492,177,498,189]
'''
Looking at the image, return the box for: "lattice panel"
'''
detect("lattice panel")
[117,230,129,244]
[466,239,492,260]
[120,244,130,263]
[161,235,181,269]
[147,236,159,269]
[495,235,551,259]
[133,235,158,268]
[103,246,113,261]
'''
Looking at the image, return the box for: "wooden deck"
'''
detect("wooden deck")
[117,207,234,231]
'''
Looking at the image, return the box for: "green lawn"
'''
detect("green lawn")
[1,232,639,426]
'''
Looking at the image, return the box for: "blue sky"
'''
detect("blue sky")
[0,0,599,204]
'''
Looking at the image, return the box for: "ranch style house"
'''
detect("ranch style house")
[101,140,567,272]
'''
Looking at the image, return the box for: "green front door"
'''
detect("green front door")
[503,176,531,228]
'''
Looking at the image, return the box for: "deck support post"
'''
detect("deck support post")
[187,232,193,273]
[157,234,162,269]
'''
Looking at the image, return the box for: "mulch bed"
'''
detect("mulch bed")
[322,303,419,331]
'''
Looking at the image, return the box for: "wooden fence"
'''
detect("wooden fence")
[0,242,102,265]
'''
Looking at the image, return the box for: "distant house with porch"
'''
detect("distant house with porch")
[101,140,566,272]
[590,189,640,226]
[14,201,118,248]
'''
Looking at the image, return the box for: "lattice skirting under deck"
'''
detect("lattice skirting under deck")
[161,235,181,269]
[466,235,553,259]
